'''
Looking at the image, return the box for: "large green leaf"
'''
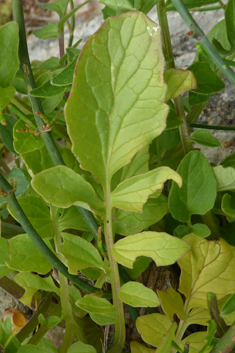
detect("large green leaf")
[114,194,168,236]
[65,12,168,188]
[8,196,54,239]
[0,22,19,88]
[169,151,217,222]
[119,282,160,307]
[225,0,235,48]
[59,233,108,273]
[14,272,59,306]
[7,234,53,274]
[111,167,181,212]
[213,165,235,191]
[31,165,105,216]
[136,313,172,347]
[178,234,235,311]
[111,231,190,268]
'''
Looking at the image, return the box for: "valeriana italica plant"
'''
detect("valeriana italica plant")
[1,0,235,352]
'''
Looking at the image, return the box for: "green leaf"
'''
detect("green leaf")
[222,193,235,220]
[90,312,115,326]
[125,257,152,280]
[21,145,54,175]
[225,0,235,48]
[188,62,225,95]
[65,12,168,187]
[111,231,190,268]
[130,341,155,353]
[111,167,181,212]
[59,232,108,274]
[58,1,91,31]
[221,294,235,317]
[191,223,211,238]
[58,206,89,232]
[47,316,61,329]
[100,0,157,17]
[169,151,217,222]
[154,323,177,353]
[13,119,44,154]
[213,165,235,191]
[37,57,61,70]
[0,22,19,88]
[0,165,29,206]
[40,0,68,19]
[136,313,172,347]
[30,80,69,98]
[178,234,235,311]
[51,58,77,86]
[157,287,185,321]
[7,234,53,274]
[31,165,105,217]
[190,130,221,148]
[114,194,168,236]
[15,272,59,306]
[67,342,96,353]
[42,93,64,115]
[17,344,55,353]
[181,332,210,353]
[0,238,11,278]
[0,86,15,109]
[66,47,81,63]
[34,22,60,39]
[37,338,60,353]
[0,114,17,154]
[8,196,54,238]
[119,282,160,307]
[164,69,197,102]
[75,294,114,313]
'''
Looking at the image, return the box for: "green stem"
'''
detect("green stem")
[8,103,36,129]
[157,0,192,154]
[171,0,235,86]
[0,174,111,297]
[51,206,87,347]
[105,188,125,353]
[191,6,225,11]
[188,123,235,131]
[68,0,75,47]
[209,321,235,353]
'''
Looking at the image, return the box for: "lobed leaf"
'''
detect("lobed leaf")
[111,167,181,212]
[157,287,185,321]
[31,165,105,216]
[111,231,190,268]
[178,234,235,311]
[65,12,168,187]
[15,272,59,306]
[119,282,160,307]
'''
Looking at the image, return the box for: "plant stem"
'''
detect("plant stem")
[209,320,235,353]
[157,0,192,154]
[188,123,235,131]
[51,206,87,348]
[104,187,125,353]
[171,0,235,86]
[0,173,111,297]
[68,0,75,47]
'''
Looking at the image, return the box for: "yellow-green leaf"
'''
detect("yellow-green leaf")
[136,313,172,347]
[213,165,235,191]
[119,282,160,307]
[178,234,235,311]
[157,287,185,321]
[155,323,177,353]
[130,341,155,353]
[111,167,181,212]
[75,295,114,314]
[112,231,190,268]
[164,69,197,102]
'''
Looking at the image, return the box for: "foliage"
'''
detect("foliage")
[1,0,235,352]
